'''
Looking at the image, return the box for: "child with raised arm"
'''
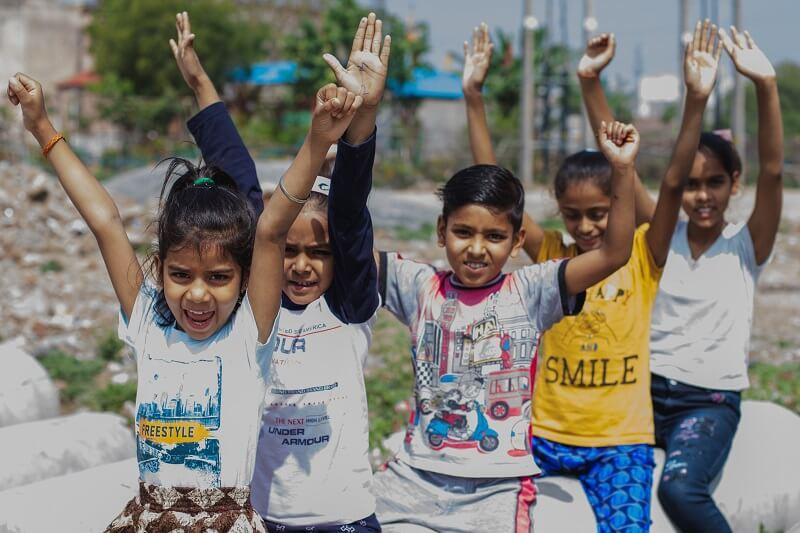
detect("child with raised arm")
[648,27,784,533]
[7,66,360,531]
[463,21,722,532]
[171,11,389,532]
[370,30,635,530]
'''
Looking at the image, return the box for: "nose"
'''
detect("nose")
[696,186,710,201]
[292,254,311,274]
[578,216,594,235]
[467,237,485,257]
[187,280,210,303]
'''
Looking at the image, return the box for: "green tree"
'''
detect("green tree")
[88,0,269,137]
[746,61,800,140]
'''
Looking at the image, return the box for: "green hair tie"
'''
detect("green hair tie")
[193,176,215,186]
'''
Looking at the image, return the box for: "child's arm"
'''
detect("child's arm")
[249,85,362,341]
[563,121,637,294]
[647,20,722,267]
[323,12,391,146]
[324,12,391,322]
[172,11,263,215]
[577,33,655,224]
[8,74,142,317]
[721,27,783,265]
[459,23,547,260]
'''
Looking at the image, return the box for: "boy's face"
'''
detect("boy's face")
[682,150,738,232]
[283,210,334,305]
[161,245,244,340]
[437,204,525,287]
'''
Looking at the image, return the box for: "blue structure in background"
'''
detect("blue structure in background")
[232,61,463,100]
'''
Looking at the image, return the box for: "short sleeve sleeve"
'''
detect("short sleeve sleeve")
[737,223,766,278]
[379,252,435,326]
[117,282,159,361]
[233,294,279,382]
[514,259,585,333]
[536,230,568,262]
[634,224,663,295]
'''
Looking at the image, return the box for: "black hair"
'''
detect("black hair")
[147,157,256,327]
[698,131,742,178]
[437,164,525,232]
[553,150,612,200]
[303,191,328,215]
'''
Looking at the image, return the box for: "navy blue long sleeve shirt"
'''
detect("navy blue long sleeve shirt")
[187,102,379,324]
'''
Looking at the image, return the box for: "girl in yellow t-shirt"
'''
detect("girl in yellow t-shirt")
[461,20,724,532]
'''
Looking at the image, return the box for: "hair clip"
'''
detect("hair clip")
[193,176,215,186]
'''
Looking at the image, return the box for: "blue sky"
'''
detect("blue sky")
[364,0,797,86]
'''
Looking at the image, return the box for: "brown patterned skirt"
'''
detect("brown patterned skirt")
[105,482,266,532]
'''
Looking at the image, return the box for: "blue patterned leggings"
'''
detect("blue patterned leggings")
[532,436,654,532]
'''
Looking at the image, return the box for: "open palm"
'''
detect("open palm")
[324,13,390,110]
[462,22,493,93]
[577,33,615,78]
[684,20,722,98]
[720,27,775,82]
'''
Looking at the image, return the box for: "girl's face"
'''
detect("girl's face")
[557,181,611,253]
[161,245,244,340]
[283,210,335,305]
[682,150,739,232]
[437,203,525,287]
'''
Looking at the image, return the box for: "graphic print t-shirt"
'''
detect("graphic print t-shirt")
[251,297,375,525]
[532,224,661,447]
[118,283,277,488]
[382,253,582,478]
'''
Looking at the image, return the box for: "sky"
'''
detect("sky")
[362,0,799,87]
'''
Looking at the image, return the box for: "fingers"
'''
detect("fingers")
[372,18,383,53]
[472,25,480,54]
[706,23,717,54]
[379,34,391,66]
[480,22,490,51]
[730,25,747,48]
[15,73,38,92]
[719,27,735,56]
[743,29,756,49]
[351,16,367,58]
[693,20,702,52]
[363,12,376,52]
[7,82,19,106]
[699,19,710,52]
[463,40,470,59]
[182,11,192,37]
[323,53,347,80]
[608,33,616,54]
[713,27,723,63]
[169,38,179,57]
[598,120,609,144]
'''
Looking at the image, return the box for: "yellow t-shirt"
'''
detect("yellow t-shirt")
[532,224,661,446]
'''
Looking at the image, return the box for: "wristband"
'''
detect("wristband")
[41,133,65,158]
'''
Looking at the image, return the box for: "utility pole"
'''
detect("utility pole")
[712,0,723,129]
[559,0,569,157]
[582,0,596,148]
[679,0,690,104]
[521,0,537,185]
[731,0,746,173]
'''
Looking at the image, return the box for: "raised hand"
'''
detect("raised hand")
[598,120,640,167]
[309,84,363,144]
[462,22,494,95]
[577,33,616,79]
[719,26,776,83]
[169,11,208,90]
[7,73,49,135]
[684,19,723,99]
[323,12,391,110]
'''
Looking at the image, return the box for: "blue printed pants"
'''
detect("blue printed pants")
[651,374,741,533]
[532,436,654,532]
[263,513,381,533]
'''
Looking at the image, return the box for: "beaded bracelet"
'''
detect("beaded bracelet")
[41,133,65,158]
[278,176,310,205]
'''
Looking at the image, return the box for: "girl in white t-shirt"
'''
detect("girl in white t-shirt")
[172,11,390,532]
[7,71,362,532]
[647,27,783,532]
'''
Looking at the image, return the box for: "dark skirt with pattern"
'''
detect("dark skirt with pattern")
[105,482,266,533]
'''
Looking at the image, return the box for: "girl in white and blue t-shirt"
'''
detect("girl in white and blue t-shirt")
[648,27,783,533]
[7,69,362,532]
[179,11,390,532]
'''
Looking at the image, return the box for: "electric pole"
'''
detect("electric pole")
[582,0,596,148]
[521,0,537,185]
[731,0,746,173]
[679,0,690,104]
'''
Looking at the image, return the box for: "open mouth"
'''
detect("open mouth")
[463,260,488,273]
[183,309,215,331]
[288,279,319,292]
[695,206,715,219]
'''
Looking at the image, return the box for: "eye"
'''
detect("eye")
[311,249,332,258]
[284,246,298,257]
[209,273,231,284]
[169,271,190,282]
[452,228,471,237]
[487,233,507,242]
[588,210,608,222]
[561,211,580,221]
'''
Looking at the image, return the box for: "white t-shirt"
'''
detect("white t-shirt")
[250,296,375,526]
[650,220,765,391]
[118,282,277,488]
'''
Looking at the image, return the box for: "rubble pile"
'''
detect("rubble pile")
[0,160,152,358]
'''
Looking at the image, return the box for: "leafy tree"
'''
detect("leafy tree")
[88,0,269,137]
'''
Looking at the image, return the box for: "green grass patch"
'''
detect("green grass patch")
[392,222,435,242]
[87,382,137,413]
[365,311,414,453]
[97,330,125,361]
[744,362,800,414]
[39,350,105,402]
[538,216,565,232]
[40,259,63,273]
